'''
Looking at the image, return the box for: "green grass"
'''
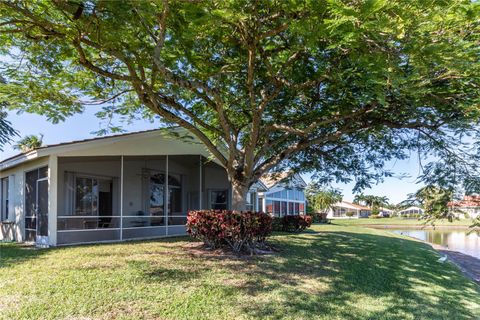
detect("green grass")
[332,217,474,226]
[0,225,479,320]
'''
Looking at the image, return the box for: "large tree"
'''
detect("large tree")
[0,1,479,209]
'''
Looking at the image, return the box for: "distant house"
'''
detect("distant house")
[398,206,424,217]
[378,207,394,217]
[448,195,480,219]
[327,201,371,219]
[0,128,306,247]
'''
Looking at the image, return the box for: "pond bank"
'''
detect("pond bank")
[371,225,480,285]
[433,245,480,285]
[363,224,470,230]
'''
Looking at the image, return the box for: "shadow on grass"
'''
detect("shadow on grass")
[0,242,49,269]
[193,230,480,319]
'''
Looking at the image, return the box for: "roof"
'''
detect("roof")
[399,206,424,212]
[259,172,307,190]
[1,128,162,165]
[333,201,371,211]
[1,127,221,171]
[448,195,480,208]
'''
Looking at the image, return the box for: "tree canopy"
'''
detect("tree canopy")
[353,193,389,209]
[1,0,479,209]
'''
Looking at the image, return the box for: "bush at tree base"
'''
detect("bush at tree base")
[309,212,329,223]
[186,210,272,253]
[272,215,313,232]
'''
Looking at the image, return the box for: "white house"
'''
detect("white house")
[327,201,371,219]
[398,206,424,217]
[448,195,480,219]
[0,128,305,247]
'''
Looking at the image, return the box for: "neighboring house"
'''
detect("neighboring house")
[448,195,480,219]
[379,207,394,217]
[258,172,307,217]
[327,201,371,219]
[0,128,305,247]
[398,206,424,217]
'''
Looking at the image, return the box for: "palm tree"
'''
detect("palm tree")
[353,194,389,214]
[14,134,44,152]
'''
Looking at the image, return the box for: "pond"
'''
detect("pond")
[391,229,480,259]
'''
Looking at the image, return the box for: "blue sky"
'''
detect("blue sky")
[0,109,424,204]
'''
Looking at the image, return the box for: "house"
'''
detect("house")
[398,206,424,217]
[257,172,307,217]
[379,207,394,217]
[0,128,306,247]
[327,201,371,219]
[448,195,480,219]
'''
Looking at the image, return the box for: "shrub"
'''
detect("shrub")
[272,215,313,232]
[345,211,356,218]
[309,212,329,223]
[186,210,272,253]
[369,214,381,219]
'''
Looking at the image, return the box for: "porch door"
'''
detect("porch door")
[24,167,48,244]
[36,178,49,245]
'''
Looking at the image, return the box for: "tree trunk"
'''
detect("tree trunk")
[231,180,250,211]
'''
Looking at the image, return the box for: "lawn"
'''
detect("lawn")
[332,217,474,227]
[0,225,479,320]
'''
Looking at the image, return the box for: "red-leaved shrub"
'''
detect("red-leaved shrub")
[272,215,312,232]
[186,210,273,253]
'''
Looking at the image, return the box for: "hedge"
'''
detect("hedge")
[272,215,312,232]
[186,210,273,253]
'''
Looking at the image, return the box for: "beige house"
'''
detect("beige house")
[327,201,371,219]
[0,128,305,247]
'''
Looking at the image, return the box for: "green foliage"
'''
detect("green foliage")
[354,194,389,208]
[410,185,453,220]
[0,109,17,151]
[1,0,480,200]
[346,211,356,217]
[13,134,43,152]
[305,182,342,213]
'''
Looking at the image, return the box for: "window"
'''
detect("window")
[210,190,228,210]
[246,192,256,211]
[281,201,287,216]
[1,177,8,221]
[58,175,116,231]
[149,173,165,216]
[266,200,273,214]
[75,177,98,216]
[168,174,182,215]
[273,201,281,216]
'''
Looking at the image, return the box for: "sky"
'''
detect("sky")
[0,109,424,204]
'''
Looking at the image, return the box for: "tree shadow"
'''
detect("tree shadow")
[219,231,480,319]
[0,242,49,269]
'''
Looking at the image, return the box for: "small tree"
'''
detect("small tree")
[14,134,43,152]
[409,185,453,221]
[305,182,342,213]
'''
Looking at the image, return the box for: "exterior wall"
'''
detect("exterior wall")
[203,162,231,209]
[0,157,49,242]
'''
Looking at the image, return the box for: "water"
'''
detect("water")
[392,229,480,259]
